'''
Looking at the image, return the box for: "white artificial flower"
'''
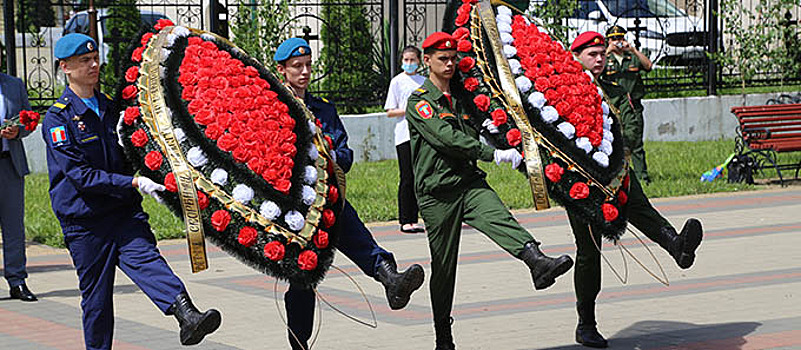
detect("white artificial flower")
[593,151,609,167]
[201,33,216,42]
[527,91,546,109]
[307,119,317,133]
[187,147,208,167]
[482,119,500,134]
[303,166,317,185]
[285,210,305,231]
[503,44,517,58]
[603,128,614,142]
[260,201,281,221]
[537,24,548,34]
[523,16,530,25]
[330,150,337,162]
[515,76,531,94]
[596,86,604,97]
[585,70,594,82]
[159,65,166,79]
[302,185,317,206]
[500,32,514,45]
[166,33,178,47]
[173,26,190,37]
[160,49,171,63]
[603,115,612,131]
[498,22,513,34]
[601,102,610,117]
[541,106,559,123]
[210,168,228,186]
[496,14,512,26]
[232,184,254,204]
[508,59,522,75]
[173,128,186,143]
[600,139,613,155]
[497,5,512,17]
[308,145,319,160]
[557,122,576,139]
[576,137,593,154]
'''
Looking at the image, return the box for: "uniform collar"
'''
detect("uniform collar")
[63,87,107,117]
[422,79,445,101]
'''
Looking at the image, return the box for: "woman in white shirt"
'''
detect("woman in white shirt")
[384,46,426,233]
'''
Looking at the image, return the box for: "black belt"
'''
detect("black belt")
[0,152,11,159]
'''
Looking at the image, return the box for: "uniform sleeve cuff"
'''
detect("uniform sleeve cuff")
[114,175,136,190]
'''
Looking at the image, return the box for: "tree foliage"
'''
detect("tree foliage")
[229,0,292,75]
[17,0,56,33]
[101,0,140,91]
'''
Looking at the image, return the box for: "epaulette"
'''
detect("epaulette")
[48,100,69,114]
[321,97,330,104]
[412,88,427,96]
[103,92,113,100]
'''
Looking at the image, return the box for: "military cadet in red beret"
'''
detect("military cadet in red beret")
[570,31,703,348]
[406,31,574,350]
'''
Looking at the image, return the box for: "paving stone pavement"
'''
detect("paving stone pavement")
[1,188,800,350]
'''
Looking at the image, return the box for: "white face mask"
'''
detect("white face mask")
[402,62,418,74]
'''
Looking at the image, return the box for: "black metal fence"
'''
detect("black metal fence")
[3,0,801,112]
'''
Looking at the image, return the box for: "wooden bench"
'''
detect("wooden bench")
[731,103,801,185]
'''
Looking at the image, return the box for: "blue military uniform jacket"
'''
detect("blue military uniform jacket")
[304,93,354,173]
[42,88,143,230]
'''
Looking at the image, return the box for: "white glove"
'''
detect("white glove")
[116,112,125,147]
[136,176,166,200]
[481,119,500,134]
[493,148,523,169]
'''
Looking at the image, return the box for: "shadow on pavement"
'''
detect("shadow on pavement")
[526,320,761,350]
[1,264,74,274]
[19,283,143,299]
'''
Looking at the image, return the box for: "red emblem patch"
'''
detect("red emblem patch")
[416,101,433,119]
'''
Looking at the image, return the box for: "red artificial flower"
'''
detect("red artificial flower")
[602,203,619,222]
[544,163,564,183]
[144,151,163,170]
[211,209,231,232]
[490,109,508,126]
[140,32,154,46]
[130,129,148,147]
[194,108,215,126]
[204,123,225,140]
[217,132,239,152]
[328,185,339,204]
[569,182,589,199]
[534,77,550,91]
[238,226,258,248]
[131,46,144,62]
[122,85,138,100]
[124,66,139,83]
[322,208,336,228]
[506,128,522,146]
[19,110,40,131]
[473,94,490,112]
[298,250,318,271]
[464,77,479,92]
[264,241,285,261]
[623,174,630,189]
[457,3,472,15]
[314,230,329,249]
[618,190,628,205]
[197,190,209,210]
[452,27,470,41]
[455,11,470,27]
[458,56,476,73]
[153,18,175,31]
[457,39,473,53]
[164,172,177,192]
[274,179,291,194]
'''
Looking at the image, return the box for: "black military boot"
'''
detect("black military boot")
[434,317,455,350]
[651,219,703,269]
[375,258,425,310]
[171,292,222,346]
[575,302,608,348]
[519,241,574,290]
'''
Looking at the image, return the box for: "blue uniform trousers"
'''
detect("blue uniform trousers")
[64,213,186,350]
[285,200,393,349]
[0,157,28,287]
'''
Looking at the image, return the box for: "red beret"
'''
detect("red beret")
[570,31,605,52]
[422,32,457,50]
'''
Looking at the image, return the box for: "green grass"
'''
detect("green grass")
[24,139,800,247]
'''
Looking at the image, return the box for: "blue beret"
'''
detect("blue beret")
[274,38,311,62]
[55,33,97,60]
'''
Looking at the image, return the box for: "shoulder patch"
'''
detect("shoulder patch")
[49,102,67,113]
[49,126,70,147]
[412,88,427,96]
[415,101,434,119]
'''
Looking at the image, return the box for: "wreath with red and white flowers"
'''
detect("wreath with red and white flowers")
[115,20,341,286]
[445,0,630,238]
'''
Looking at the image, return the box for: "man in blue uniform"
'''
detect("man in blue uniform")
[43,33,221,350]
[274,37,425,350]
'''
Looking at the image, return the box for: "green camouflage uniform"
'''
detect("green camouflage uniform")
[602,51,650,182]
[406,78,536,324]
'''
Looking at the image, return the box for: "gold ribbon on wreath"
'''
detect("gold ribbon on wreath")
[139,30,208,273]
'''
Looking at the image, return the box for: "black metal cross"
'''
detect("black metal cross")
[302,26,319,43]
[628,17,648,49]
